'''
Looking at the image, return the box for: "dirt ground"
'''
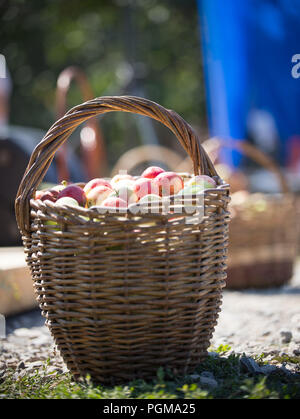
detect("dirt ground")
[212,258,300,357]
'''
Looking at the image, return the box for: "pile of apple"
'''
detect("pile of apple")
[35,166,217,210]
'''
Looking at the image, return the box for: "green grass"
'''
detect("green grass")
[1,346,300,399]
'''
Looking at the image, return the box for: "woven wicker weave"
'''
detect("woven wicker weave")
[15,96,230,384]
[202,138,297,289]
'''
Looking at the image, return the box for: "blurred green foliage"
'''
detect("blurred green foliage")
[1,0,207,168]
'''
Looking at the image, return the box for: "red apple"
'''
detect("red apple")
[154,172,184,196]
[83,178,112,195]
[141,166,165,179]
[86,185,113,207]
[133,178,159,200]
[37,182,66,202]
[57,184,86,206]
[102,196,128,208]
[40,189,60,203]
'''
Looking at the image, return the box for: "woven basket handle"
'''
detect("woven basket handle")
[201,137,290,194]
[55,66,107,181]
[15,95,218,234]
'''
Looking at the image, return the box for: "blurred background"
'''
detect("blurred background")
[0,0,300,248]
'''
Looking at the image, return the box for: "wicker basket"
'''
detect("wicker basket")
[15,96,230,384]
[202,138,297,289]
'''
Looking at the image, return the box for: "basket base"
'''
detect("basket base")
[50,329,211,385]
[64,353,209,386]
[226,260,294,290]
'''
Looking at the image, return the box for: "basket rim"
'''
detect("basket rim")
[30,180,230,222]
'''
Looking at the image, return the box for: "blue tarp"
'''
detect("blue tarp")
[197,0,300,169]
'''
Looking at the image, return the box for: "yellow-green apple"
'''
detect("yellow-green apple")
[186,175,216,190]
[176,185,204,206]
[86,185,113,207]
[177,184,205,196]
[111,173,135,188]
[83,178,112,195]
[57,184,86,206]
[154,171,184,196]
[55,197,80,207]
[174,185,205,213]
[133,178,159,200]
[102,196,128,208]
[141,166,165,179]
